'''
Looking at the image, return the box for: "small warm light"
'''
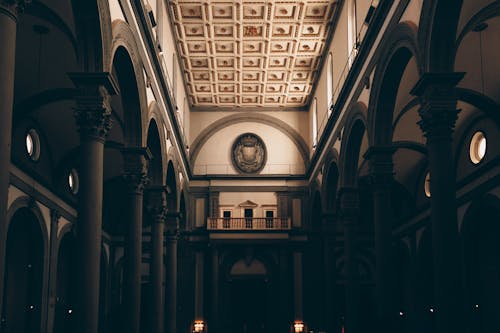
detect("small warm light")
[194,320,204,332]
[429,308,434,313]
[294,321,305,333]
[68,309,73,314]
[475,304,479,309]
[26,133,34,156]
[399,311,404,317]
[29,305,34,310]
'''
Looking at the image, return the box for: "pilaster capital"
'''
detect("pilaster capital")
[122,147,152,194]
[411,72,465,140]
[145,186,167,223]
[165,211,180,236]
[364,146,395,187]
[0,0,30,20]
[69,72,117,143]
[338,187,359,224]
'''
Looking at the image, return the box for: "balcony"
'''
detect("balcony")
[207,217,291,231]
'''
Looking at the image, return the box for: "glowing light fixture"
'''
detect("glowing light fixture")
[193,320,205,333]
[293,321,305,333]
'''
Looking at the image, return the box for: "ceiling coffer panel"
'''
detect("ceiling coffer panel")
[169,0,339,109]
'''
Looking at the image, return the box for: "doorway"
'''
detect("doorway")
[229,278,268,333]
[2,208,44,333]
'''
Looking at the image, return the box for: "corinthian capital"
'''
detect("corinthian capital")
[1,0,30,18]
[122,147,152,194]
[68,72,118,142]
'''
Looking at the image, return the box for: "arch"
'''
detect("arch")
[72,0,113,72]
[54,232,77,333]
[419,0,463,71]
[110,21,148,146]
[339,103,368,187]
[147,101,169,181]
[166,161,178,212]
[322,153,340,212]
[461,193,500,332]
[3,198,49,333]
[310,191,323,229]
[189,113,310,167]
[368,22,422,146]
[146,119,164,185]
[455,2,500,49]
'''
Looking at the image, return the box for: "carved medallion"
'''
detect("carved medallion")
[231,133,267,174]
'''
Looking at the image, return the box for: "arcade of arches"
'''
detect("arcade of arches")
[0,1,499,333]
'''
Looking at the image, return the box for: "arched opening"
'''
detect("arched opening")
[226,258,271,333]
[147,120,163,186]
[304,192,325,331]
[416,228,436,333]
[166,161,178,211]
[325,162,339,212]
[392,241,412,333]
[54,232,77,333]
[2,208,45,333]
[462,194,500,333]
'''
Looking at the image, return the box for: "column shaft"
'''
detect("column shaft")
[151,221,164,333]
[77,137,105,333]
[293,251,303,320]
[365,147,396,332]
[194,251,204,319]
[0,3,20,318]
[122,147,150,333]
[145,186,166,333]
[69,72,116,333]
[411,72,465,333]
[339,187,360,333]
[165,232,178,333]
[210,248,219,332]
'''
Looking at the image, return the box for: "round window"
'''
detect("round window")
[424,172,431,198]
[469,131,486,164]
[68,169,79,195]
[25,129,40,161]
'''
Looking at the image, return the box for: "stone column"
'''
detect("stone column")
[194,250,204,320]
[46,209,61,333]
[69,72,117,333]
[279,248,291,330]
[293,250,303,321]
[338,187,360,333]
[323,212,336,333]
[210,247,219,332]
[364,146,396,332]
[145,186,167,333]
[165,212,179,333]
[411,72,465,333]
[0,0,29,318]
[121,147,150,333]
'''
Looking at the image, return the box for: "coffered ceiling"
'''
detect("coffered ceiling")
[168,0,339,110]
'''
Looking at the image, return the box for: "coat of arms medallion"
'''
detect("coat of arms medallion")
[231,133,267,174]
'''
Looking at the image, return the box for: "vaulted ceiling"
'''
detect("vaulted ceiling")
[169,0,339,111]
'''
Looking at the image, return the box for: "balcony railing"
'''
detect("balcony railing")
[207,217,291,230]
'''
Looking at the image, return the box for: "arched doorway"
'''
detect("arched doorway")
[54,233,77,333]
[463,194,500,333]
[226,258,271,333]
[2,207,45,333]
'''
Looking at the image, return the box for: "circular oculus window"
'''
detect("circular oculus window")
[424,171,431,198]
[469,131,486,164]
[25,129,40,161]
[68,169,79,195]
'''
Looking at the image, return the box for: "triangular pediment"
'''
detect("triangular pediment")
[238,200,258,208]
